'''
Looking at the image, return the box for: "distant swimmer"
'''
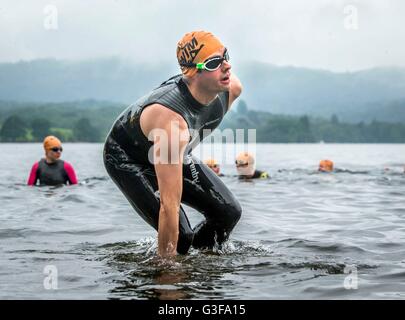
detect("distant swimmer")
[103,31,243,257]
[318,159,334,172]
[204,159,224,177]
[27,136,78,186]
[235,152,269,180]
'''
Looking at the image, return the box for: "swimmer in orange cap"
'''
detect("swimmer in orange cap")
[235,152,269,179]
[27,135,78,186]
[104,31,243,257]
[318,159,334,172]
[204,159,224,177]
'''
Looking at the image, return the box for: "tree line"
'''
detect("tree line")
[1,99,405,143]
[220,100,405,143]
[0,115,100,142]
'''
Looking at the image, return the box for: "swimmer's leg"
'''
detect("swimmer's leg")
[182,155,242,249]
[103,139,193,254]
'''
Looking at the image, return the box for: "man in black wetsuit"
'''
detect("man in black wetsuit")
[103,31,243,257]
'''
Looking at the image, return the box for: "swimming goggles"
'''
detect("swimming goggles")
[180,49,230,72]
[235,160,249,167]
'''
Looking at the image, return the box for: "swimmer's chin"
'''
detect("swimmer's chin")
[219,83,231,92]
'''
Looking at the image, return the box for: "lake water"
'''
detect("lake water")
[0,143,404,299]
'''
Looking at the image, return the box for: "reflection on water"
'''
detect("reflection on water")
[0,143,405,299]
[99,239,235,300]
[90,238,379,300]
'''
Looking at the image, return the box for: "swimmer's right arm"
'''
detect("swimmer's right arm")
[140,105,190,257]
[27,162,39,186]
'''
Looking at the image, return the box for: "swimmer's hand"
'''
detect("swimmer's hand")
[228,73,243,109]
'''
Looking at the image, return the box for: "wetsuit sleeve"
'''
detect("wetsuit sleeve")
[252,170,269,179]
[64,162,78,185]
[27,162,39,186]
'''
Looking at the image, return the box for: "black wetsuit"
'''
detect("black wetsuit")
[28,159,77,186]
[103,75,241,254]
[238,170,269,180]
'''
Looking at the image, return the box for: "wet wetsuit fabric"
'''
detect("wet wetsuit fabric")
[27,159,78,186]
[252,170,269,179]
[238,170,269,180]
[103,75,242,254]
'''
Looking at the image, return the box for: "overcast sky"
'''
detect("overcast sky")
[1,0,404,71]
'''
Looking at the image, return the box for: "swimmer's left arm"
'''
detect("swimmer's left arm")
[228,73,243,109]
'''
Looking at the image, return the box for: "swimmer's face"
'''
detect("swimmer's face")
[196,47,232,93]
[236,162,255,177]
[210,165,220,175]
[318,160,333,172]
[46,146,62,161]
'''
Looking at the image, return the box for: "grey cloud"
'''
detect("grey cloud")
[1,0,404,71]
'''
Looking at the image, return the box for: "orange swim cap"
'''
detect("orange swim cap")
[319,159,334,172]
[43,135,62,151]
[176,30,224,77]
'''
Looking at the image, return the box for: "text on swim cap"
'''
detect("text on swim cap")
[177,37,205,65]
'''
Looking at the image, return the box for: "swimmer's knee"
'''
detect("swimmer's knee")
[234,200,242,221]
[226,200,242,225]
